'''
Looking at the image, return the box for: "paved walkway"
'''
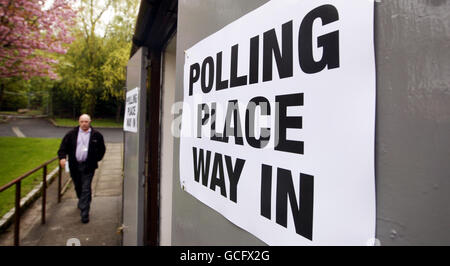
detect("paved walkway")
[0,143,123,246]
[0,118,123,143]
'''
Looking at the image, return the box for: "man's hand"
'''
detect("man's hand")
[60,159,66,168]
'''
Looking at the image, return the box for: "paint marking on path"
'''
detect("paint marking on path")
[12,126,26,138]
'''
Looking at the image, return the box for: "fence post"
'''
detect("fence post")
[14,181,21,246]
[58,165,62,203]
[42,165,47,225]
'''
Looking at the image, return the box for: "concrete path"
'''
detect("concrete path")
[0,143,123,246]
[0,118,123,143]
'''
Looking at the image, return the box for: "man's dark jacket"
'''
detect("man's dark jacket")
[57,126,106,176]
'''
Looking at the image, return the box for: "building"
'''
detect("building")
[122,0,450,246]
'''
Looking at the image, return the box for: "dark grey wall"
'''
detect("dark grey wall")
[171,0,450,245]
[374,0,450,245]
[123,47,147,246]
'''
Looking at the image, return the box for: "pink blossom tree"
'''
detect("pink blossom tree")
[0,0,77,80]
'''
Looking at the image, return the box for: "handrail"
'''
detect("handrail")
[0,157,58,193]
[0,156,63,246]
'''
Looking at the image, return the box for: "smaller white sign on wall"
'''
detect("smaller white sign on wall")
[123,87,139,133]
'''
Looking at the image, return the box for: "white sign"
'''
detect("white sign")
[124,87,139,133]
[180,0,376,245]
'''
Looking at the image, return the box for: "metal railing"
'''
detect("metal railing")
[0,157,64,246]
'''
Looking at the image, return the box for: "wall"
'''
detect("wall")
[374,0,450,245]
[159,36,177,246]
[123,47,147,246]
[171,0,450,245]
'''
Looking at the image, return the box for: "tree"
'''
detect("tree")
[0,0,76,110]
[101,39,130,122]
[57,30,107,116]
[101,0,139,121]
[57,0,139,118]
[57,0,114,116]
[0,0,76,79]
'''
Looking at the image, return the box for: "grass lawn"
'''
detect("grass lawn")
[0,110,44,116]
[0,137,61,218]
[52,117,122,128]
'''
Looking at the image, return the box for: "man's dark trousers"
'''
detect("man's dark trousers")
[72,162,95,216]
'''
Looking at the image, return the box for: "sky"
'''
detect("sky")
[44,0,118,36]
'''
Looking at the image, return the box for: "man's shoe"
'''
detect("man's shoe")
[81,216,89,224]
[81,209,89,223]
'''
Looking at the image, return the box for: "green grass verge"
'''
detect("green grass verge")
[0,137,61,218]
[52,118,122,128]
[0,110,44,116]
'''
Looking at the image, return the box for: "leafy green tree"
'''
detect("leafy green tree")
[57,31,107,116]
[101,40,130,121]
[0,76,53,112]
[57,0,139,119]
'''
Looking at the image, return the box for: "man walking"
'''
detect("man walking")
[58,114,106,223]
